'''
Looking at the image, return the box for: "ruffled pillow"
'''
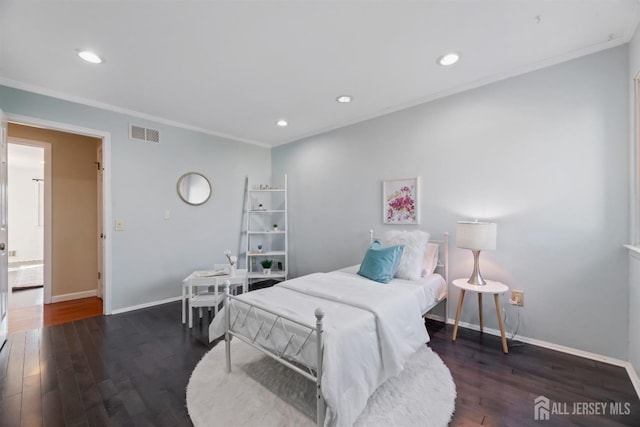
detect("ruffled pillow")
[382,230,430,280]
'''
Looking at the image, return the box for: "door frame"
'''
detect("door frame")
[6,114,113,315]
[7,138,51,303]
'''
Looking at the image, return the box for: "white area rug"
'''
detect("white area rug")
[12,264,43,291]
[187,340,456,427]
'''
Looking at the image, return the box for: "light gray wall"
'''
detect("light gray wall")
[273,46,630,359]
[628,27,640,376]
[0,85,271,311]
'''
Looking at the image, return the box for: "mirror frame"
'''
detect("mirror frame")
[177,172,212,206]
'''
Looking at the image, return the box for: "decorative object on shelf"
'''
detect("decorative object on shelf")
[456,220,497,286]
[257,244,263,253]
[254,184,280,190]
[273,224,278,231]
[383,177,420,224]
[260,259,273,275]
[224,249,238,277]
[258,203,264,210]
[177,172,212,206]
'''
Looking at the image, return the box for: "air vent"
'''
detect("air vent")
[130,124,160,143]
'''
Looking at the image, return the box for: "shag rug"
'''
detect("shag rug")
[187,340,456,427]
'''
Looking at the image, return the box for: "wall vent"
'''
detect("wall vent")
[130,125,160,143]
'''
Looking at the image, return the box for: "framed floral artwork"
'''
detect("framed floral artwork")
[383,177,420,224]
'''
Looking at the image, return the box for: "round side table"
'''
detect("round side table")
[451,278,509,354]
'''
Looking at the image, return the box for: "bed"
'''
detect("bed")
[209,230,449,427]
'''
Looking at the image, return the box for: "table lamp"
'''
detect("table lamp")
[456,220,497,285]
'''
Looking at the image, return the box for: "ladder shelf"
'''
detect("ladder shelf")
[244,175,288,288]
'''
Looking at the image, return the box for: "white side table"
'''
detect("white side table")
[182,269,247,327]
[452,278,509,354]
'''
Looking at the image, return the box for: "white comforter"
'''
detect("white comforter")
[209,270,429,427]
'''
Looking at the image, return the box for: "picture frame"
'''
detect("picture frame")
[382,177,420,225]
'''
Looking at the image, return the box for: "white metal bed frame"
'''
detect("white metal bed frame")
[221,231,449,427]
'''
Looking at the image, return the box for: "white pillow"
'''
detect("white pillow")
[422,243,439,276]
[382,230,430,280]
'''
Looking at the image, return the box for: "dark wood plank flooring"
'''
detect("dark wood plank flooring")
[427,320,640,426]
[0,302,637,426]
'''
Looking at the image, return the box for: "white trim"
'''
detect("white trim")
[7,113,114,315]
[7,137,52,304]
[449,319,629,367]
[626,244,640,256]
[425,313,445,323]
[110,295,182,315]
[51,289,97,303]
[627,362,640,399]
[0,78,269,148]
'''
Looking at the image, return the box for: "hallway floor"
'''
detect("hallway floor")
[8,264,103,333]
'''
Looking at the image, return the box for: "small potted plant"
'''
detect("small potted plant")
[257,244,263,253]
[260,259,273,275]
[273,224,278,231]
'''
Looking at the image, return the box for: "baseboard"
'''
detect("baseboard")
[110,296,182,315]
[51,290,97,303]
[425,313,446,322]
[448,319,629,368]
[626,362,640,399]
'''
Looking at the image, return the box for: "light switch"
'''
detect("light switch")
[164,210,171,220]
[115,219,125,231]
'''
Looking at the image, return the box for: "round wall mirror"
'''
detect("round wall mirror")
[177,172,212,206]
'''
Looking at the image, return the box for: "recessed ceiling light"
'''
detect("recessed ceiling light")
[336,95,352,103]
[276,119,288,127]
[437,52,460,66]
[78,50,103,64]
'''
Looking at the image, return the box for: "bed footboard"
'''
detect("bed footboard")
[223,281,326,426]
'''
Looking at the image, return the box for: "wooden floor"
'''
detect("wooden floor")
[0,302,637,426]
[427,320,640,426]
[8,297,103,334]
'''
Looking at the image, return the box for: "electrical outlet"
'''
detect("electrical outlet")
[510,290,524,306]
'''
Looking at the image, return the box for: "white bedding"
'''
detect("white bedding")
[339,264,447,314]
[209,269,441,427]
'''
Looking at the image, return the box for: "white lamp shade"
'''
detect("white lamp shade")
[456,221,497,250]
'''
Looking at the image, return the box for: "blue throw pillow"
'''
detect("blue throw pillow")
[357,240,404,283]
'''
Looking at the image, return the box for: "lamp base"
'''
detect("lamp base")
[467,249,487,286]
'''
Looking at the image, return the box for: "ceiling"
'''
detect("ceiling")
[0,1,638,147]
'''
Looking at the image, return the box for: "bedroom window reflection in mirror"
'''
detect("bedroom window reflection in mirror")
[177,172,211,206]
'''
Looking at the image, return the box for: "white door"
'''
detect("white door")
[0,108,8,350]
[96,143,103,299]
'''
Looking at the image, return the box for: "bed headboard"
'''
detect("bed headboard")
[368,229,449,285]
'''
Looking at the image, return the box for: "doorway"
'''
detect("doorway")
[7,122,106,330]
[7,142,45,329]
